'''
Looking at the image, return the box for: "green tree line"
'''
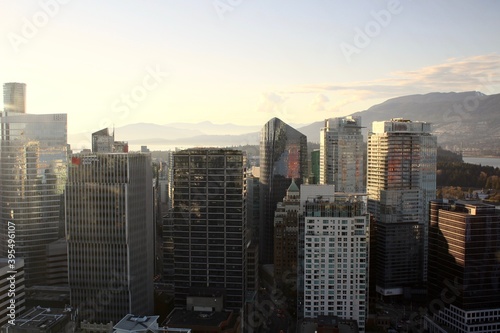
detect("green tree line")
[437,147,500,189]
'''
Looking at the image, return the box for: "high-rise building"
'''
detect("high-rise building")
[367,118,436,299]
[424,200,500,333]
[3,82,26,113]
[273,180,300,281]
[299,185,369,333]
[172,148,246,311]
[259,118,307,265]
[320,116,364,192]
[91,128,128,153]
[0,258,25,328]
[91,128,114,153]
[66,152,154,323]
[0,109,67,286]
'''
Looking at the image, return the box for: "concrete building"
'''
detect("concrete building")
[320,116,364,192]
[0,258,25,328]
[299,185,369,333]
[3,82,26,113]
[0,108,67,286]
[172,148,246,312]
[259,117,307,265]
[424,200,500,333]
[66,152,154,323]
[367,118,436,299]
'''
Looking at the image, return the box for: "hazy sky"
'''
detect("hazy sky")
[2,0,500,136]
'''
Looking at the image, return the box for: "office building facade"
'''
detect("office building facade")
[425,200,500,333]
[66,153,154,323]
[259,117,307,265]
[300,185,369,333]
[0,111,67,286]
[320,116,364,192]
[172,148,246,311]
[367,118,436,298]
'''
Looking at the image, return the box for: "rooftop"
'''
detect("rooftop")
[114,314,160,332]
[12,306,70,330]
[165,309,233,328]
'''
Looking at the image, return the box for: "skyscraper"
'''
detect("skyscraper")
[172,148,246,311]
[320,116,364,192]
[424,200,500,333]
[0,109,67,286]
[367,118,436,299]
[3,82,26,113]
[259,118,307,265]
[299,185,369,332]
[66,152,154,323]
[92,128,128,153]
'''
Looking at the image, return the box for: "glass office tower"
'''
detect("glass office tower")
[259,118,307,265]
[172,148,247,311]
[367,118,436,299]
[0,111,67,286]
[425,200,500,333]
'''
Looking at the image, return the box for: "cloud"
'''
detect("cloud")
[290,54,500,99]
[257,92,288,113]
[310,94,330,112]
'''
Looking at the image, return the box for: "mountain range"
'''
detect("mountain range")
[69,91,500,155]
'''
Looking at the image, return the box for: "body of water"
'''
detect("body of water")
[463,157,500,169]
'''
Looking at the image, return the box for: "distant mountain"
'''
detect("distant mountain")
[69,92,500,156]
[296,92,500,155]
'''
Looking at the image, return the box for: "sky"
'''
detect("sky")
[1,0,500,138]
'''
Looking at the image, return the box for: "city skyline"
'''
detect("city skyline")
[2,1,500,137]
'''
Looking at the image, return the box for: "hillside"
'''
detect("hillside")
[68,92,500,156]
[297,92,500,156]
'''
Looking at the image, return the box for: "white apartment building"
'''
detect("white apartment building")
[300,185,369,333]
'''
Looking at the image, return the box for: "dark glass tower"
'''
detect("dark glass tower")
[428,200,500,310]
[259,118,307,265]
[172,148,246,311]
[425,200,500,333]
